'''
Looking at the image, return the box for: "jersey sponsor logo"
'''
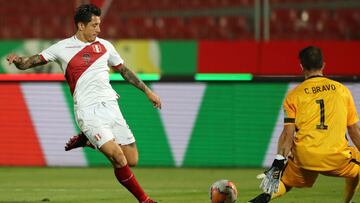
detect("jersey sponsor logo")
[92,44,102,53]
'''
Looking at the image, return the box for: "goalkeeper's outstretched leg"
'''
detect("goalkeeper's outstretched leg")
[344,175,360,203]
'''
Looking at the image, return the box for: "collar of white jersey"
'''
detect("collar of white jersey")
[73,35,99,45]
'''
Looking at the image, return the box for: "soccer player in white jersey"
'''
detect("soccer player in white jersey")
[6,4,159,203]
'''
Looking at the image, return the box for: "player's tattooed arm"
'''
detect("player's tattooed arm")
[115,64,162,109]
[118,64,150,93]
[7,54,47,70]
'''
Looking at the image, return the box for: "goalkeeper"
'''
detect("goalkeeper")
[248,46,360,203]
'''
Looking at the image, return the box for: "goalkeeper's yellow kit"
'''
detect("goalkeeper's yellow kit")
[284,76,359,171]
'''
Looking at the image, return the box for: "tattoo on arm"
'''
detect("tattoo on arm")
[14,55,47,70]
[119,65,149,93]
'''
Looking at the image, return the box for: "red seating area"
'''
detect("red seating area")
[101,15,252,39]
[100,0,253,39]
[270,8,360,40]
[0,0,359,40]
[0,0,252,39]
[0,0,74,39]
[269,0,342,3]
[111,0,253,12]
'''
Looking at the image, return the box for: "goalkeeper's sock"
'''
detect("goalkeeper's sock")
[271,180,288,199]
[114,165,148,202]
[344,175,360,203]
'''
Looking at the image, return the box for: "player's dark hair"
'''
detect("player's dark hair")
[298,46,323,71]
[74,4,101,29]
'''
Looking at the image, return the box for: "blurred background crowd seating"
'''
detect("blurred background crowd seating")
[0,0,359,40]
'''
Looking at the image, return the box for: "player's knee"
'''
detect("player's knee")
[102,145,127,168]
[112,149,127,167]
[120,143,139,167]
[127,156,138,167]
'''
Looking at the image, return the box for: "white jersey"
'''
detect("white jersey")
[40,35,124,107]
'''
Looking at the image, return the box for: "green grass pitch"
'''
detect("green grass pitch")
[0,167,358,203]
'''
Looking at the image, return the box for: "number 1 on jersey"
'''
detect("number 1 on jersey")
[316,99,328,130]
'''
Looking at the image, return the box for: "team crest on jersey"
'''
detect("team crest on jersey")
[82,53,91,65]
[92,44,102,53]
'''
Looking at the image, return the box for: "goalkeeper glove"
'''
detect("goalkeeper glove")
[257,154,286,195]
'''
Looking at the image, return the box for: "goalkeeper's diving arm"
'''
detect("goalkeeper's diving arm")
[257,124,295,195]
[348,123,360,150]
[277,124,295,157]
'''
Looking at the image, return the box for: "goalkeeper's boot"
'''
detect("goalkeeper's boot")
[65,132,94,151]
[247,193,271,203]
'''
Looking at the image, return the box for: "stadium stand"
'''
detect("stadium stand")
[269,8,360,40]
[0,0,359,40]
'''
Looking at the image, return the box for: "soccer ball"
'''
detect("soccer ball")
[209,179,238,203]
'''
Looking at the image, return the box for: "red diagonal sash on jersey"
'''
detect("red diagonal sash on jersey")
[65,42,106,95]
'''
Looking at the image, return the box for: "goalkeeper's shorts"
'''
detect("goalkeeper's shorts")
[281,146,360,188]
